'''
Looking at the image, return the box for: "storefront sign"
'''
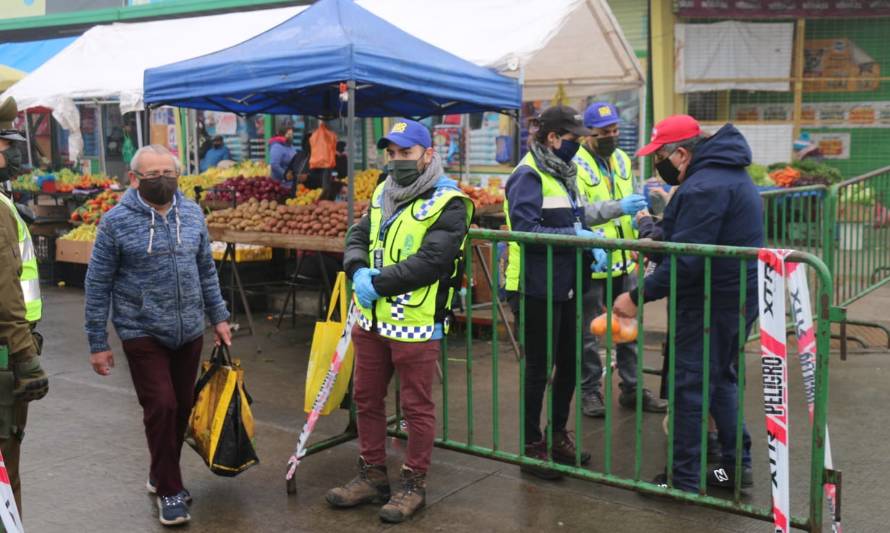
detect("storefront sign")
[677,0,890,18]
[732,101,890,128]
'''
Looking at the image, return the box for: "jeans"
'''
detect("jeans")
[581,275,638,398]
[123,335,203,497]
[670,303,756,492]
[508,292,578,444]
[352,326,439,473]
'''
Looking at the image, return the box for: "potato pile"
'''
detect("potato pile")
[205,198,369,238]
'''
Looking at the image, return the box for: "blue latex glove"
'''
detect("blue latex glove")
[619,194,648,216]
[591,248,609,273]
[353,267,381,308]
[574,227,599,240]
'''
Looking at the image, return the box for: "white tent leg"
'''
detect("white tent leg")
[23,111,33,169]
[136,110,144,147]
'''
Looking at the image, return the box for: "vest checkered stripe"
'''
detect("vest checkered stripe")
[356,305,435,341]
[390,292,412,320]
[415,188,448,218]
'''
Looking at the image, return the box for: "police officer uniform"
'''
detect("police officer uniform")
[574,102,666,415]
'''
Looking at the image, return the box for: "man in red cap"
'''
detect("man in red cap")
[613,115,763,494]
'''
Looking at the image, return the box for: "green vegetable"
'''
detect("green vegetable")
[747,164,774,186]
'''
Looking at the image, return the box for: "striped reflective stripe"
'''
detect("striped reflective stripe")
[20,277,40,302]
[20,235,35,262]
[541,196,573,209]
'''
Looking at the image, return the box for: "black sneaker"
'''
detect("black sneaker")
[619,388,668,413]
[582,393,605,418]
[157,494,190,526]
[147,479,192,505]
[708,465,753,490]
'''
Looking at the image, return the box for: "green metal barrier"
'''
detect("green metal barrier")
[828,166,890,308]
[299,230,837,532]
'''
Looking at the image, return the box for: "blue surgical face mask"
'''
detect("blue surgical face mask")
[552,138,580,164]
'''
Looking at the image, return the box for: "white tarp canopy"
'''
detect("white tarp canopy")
[2,0,641,160]
[363,0,644,101]
[1,7,303,160]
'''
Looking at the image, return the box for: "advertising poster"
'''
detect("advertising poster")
[809,132,851,159]
[804,38,880,92]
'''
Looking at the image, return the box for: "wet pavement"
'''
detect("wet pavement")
[19,285,890,532]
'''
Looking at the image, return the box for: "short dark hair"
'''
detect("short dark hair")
[336,141,346,152]
[277,126,293,137]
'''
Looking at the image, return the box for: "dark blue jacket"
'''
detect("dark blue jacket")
[84,188,229,352]
[505,164,584,301]
[636,124,763,309]
[199,145,231,172]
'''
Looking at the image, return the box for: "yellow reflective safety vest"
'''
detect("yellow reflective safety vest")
[504,152,577,292]
[0,193,41,322]
[356,182,474,342]
[574,147,637,278]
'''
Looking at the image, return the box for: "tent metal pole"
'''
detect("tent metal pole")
[191,108,199,174]
[637,84,647,186]
[97,105,107,175]
[136,110,144,147]
[346,79,356,227]
[23,111,33,169]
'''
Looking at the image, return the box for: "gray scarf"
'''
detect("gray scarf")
[529,140,580,200]
[381,151,444,221]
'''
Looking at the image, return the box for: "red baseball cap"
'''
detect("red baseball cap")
[637,115,702,156]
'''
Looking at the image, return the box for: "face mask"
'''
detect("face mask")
[388,157,424,187]
[655,156,681,186]
[139,176,178,205]
[595,136,618,159]
[552,139,580,164]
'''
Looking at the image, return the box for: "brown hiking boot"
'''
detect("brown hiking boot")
[325,457,390,508]
[379,466,426,523]
[519,440,563,480]
[552,429,591,466]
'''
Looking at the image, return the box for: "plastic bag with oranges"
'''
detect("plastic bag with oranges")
[589,313,638,343]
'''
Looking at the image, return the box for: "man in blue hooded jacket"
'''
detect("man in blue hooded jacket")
[613,115,763,494]
[85,144,230,527]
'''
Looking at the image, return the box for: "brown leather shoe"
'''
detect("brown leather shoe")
[325,457,390,508]
[379,466,426,523]
[552,429,591,466]
[519,440,563,480]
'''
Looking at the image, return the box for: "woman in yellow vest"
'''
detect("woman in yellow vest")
[573,102,666,418]
[504,106,605,480]
[329,119,472,523]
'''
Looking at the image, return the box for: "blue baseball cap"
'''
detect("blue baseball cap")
[583,102,620,129]
[377,119,431,150]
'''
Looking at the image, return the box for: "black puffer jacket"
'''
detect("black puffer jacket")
[344,185,469,323]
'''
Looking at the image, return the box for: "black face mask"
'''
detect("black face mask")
[655,157,681,186]
[594,136,618,159]
[552,139,580,164]
[139,176,178,205]
[388,157,424,187]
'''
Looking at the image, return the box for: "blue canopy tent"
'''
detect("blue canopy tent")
[143,0,521,223]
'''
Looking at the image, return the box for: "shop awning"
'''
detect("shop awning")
[0,37,76,73]
[143,0,521,117]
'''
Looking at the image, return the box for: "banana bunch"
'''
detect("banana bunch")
[59,224,97,242]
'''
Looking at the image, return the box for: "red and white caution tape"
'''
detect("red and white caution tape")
[285,304,358,481]
[786,262,841,533]
[758,249,840,533]
[0,451,23,533]
[758,249,792,533]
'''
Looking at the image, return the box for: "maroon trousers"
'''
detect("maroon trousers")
[122,335,203,497]
[352,326,439,473]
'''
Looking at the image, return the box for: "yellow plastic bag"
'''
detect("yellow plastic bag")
[187,345,259,476]
[304,271,354,415]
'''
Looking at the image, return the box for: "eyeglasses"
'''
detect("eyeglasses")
[135,170,179,180]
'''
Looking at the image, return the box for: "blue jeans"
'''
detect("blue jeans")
[670,302,756,492]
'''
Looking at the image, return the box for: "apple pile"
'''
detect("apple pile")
[204,176,289,203]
